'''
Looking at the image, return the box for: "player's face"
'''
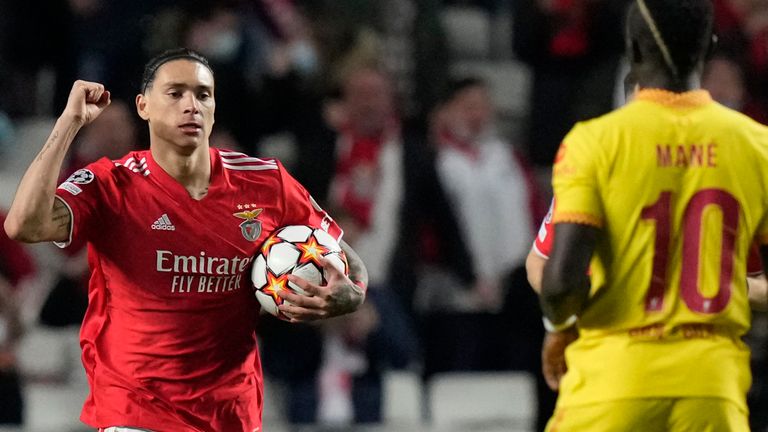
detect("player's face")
[137,60,216,151]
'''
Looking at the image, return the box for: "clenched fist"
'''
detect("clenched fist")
[63,80,111,127]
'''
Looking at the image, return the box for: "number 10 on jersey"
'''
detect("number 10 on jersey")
[641,189,740,314]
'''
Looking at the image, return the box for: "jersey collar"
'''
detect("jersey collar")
[634,89,712,108]
[145,147,223,203]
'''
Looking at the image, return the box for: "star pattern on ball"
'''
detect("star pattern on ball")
[262,272,290,306]
[296,237,329,266]
[261,235,282,256]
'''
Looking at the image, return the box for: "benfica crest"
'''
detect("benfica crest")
[233,207,263,241]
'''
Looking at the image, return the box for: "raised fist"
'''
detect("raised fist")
[63,80,111,127]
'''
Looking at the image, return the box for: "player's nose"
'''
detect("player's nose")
[182,92,200,115]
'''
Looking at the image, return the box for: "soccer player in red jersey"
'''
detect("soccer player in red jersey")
[3,48,368,432]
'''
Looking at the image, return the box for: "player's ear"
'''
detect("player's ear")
[136,94,149,121]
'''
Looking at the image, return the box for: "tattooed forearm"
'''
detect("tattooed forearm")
[341,240,368,287]
[326,281,364,316]
[36,131,59,162]
[52,199,72,231]
[320,240,367,316]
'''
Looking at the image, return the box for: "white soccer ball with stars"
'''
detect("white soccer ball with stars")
[251,225,348,319]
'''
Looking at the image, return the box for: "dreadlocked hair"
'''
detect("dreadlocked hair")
[627,0,714,81]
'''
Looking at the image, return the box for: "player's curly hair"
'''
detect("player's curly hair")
[626,0,714,81]
[140,48,214,93]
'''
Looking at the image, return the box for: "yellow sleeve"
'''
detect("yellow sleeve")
[551,124,604,227]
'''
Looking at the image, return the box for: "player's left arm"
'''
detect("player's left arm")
[540,223,599,327]
[277,239,368,322]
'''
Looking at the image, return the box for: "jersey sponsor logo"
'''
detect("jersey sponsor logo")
[151,214,176,231]
[156,250,252,293]
[66,168,94,184]
[58,181,83,196]
[233,205,263,241]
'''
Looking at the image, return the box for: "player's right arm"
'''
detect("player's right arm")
[3,81,110,243]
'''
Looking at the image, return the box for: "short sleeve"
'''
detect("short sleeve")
[532,199,555,259]
[551,124,605,227]
[278,161,343,242]
[53,160,112,248]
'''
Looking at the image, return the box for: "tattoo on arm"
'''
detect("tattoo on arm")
[52,198,72,237]
[36,131,59,162]
[323,240,368,316]
[341,240,369,287]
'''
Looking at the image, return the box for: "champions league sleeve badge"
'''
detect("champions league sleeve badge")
[233,205,263,242]
[57,168,95,196]
[67,169,95,184]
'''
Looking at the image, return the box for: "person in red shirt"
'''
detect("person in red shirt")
[3,48,368,432]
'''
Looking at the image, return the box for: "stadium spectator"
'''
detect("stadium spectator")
[301,0,450,121]
[0,210,36,426]
[512,0,630,167]
[261,63,422,425]
[416,76,541,382]
[3,48,368,432]
[702,51,768,123]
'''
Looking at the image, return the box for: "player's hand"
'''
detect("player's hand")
[277,257,365,322]
[542,327,578,391]
[62,80,111,127]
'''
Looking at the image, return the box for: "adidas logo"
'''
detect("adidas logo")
[151,214,176,231]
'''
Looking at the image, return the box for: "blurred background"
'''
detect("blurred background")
[0,0,767,431]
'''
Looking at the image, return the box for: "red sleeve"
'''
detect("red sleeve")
[277,161,343,242]
[748,241,764,276]
[53,158,114,249]
[532,199,555,259]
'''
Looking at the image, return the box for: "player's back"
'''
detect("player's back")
[552,89,768,407]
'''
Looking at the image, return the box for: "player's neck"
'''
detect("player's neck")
[635,72,701,93]
[151,143,212,200]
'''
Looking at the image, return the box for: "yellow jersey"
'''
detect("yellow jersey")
[551,89,768,410]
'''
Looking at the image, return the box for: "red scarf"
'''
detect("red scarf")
[438,129,479,160]
[333,126,395,228]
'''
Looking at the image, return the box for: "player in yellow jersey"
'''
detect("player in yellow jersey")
[539,0,768,430]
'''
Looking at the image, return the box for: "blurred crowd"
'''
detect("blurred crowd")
[1,0,768,431]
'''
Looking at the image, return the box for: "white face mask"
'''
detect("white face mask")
[205,30,242,62]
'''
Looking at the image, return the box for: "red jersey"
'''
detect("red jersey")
[533,198,764,274]
[55,148,342,432]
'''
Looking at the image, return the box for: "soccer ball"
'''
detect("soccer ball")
[251,225,348,318]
